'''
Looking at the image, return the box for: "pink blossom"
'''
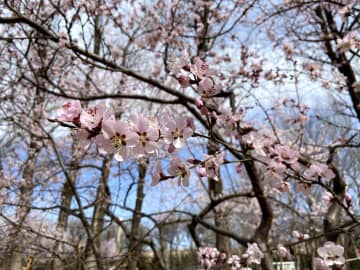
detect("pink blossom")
[178,73,191,88]
[303,62,320,80]
[195,98,204,108]
[168,143,176,153]
[200,106,209,115]
[111,47,121,59]
[190,57,211,79]
[243,243,264,265]
[151,162,165,186]
[267,159,287,173]
[304,163,335,181]
[227,255,241,270]
[77,129,92,150]
[313,257,330,270]
[296,182,313,194]
[162,116,194,149]
[57,100,81,122]
[236,163,243,173]
[317,242,345,268]
[198,167,207,177]
[197,77,221,97]
[272,144,299,165]
[197,247,219,270]
[283,43,294,60]
[201,152,225,181]
[277,244,290,258]
[80,102,114,129]
[292,230,301,239]
[322,192,334,202]
[129,114,159,156]
[345,193,352,204]
[217,108,242,136]
[219,252,227,263]
[292,230,309,241]
[336,31,359,53]
[95,119,137,161]
[168,158,190,186]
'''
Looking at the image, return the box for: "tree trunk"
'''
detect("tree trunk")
[127,159,148,270]
[84,156,112,270]
[207,141,229,253]
[9,94,43,269]
[52,134,82,270]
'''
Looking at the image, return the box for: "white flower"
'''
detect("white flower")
[317,242,345,267]
[243,243,264,265]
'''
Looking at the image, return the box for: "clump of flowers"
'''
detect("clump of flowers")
[292,230,310,241]
[197,247,222,270]
[198,243,263,270]
[314,242,345,270]
[171,51,221,98]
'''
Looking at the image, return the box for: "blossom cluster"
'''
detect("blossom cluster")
[336,31,360,53]
[170,54,337,195]
[197,243,264,270]
[55,54,338,194]
[171,50,221,98]
[314,242,345,270]
[56,100,228,186]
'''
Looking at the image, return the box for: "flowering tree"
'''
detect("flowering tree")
[0,1,359,270]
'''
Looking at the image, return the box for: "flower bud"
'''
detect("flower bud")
[195,98,204,108]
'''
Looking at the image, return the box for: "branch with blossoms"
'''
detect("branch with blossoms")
[197,243,264,270]
[48,50,360,270]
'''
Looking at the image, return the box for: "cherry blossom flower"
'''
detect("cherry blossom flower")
[95,119,137,161]
[168,158,190,186]
[195,98,204,108]
[57,100,81,122]
[277,244,291,259]
[201,152,225,181]
[264,160,287,191]
[77,129,93,149]
[190,57,211,79]
[283,43,294,60]
[227,255,241,270]
[322,192,334,202]
[217,108,242,136]
[292,230,310,241]
[197,77,221,97]
[304,163,335,182]
[197,247,220,270]
[162,116,194,149]
[242,131,275,156]
[316,242,345,268]
[313,257,330,270]
[77,103,114,149]
[129,114,159,156]
[151,162,166,186]
[303,62,321,80]
[345,193,352,205]
[336,31,359,53]
[80,102,114,129]
[272,144,299,165]
[243,243,264,265]
[178,73,191,87]
[218,252,227,264]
